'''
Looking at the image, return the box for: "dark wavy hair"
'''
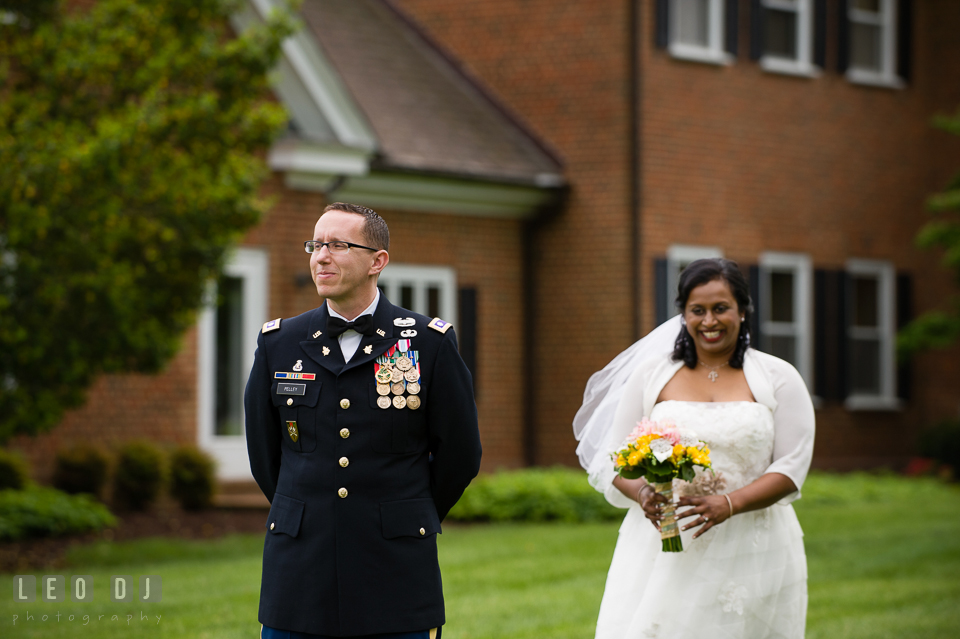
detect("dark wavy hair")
[671,258,754,369]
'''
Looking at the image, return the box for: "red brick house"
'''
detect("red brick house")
[12,0,960,482]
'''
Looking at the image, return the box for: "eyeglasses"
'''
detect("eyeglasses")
[304,240,378,255]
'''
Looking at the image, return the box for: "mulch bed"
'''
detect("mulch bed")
[1,503,269,573]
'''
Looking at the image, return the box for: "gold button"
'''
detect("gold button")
[270,522,275,530]
[286,398,294,406]
[340,398,350,409]
[338,487,348,498]
[340,428,350,439]
[419,527,425,536]
[339,457,349,468]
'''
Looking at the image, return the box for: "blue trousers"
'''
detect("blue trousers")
[262,626,441,639]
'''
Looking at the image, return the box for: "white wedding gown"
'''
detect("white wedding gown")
[594,400,807,639]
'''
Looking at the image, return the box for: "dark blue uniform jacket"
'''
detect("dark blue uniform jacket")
[244,297,482,636]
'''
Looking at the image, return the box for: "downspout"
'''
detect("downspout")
[522,192,567,466]
[630,0,643,339]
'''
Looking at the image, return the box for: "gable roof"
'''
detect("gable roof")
[298,0,563,187]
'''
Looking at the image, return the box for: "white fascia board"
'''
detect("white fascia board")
[331,172,558,219]
[238,0,378,151]
[269,138,371,176]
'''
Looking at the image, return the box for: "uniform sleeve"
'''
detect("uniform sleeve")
[244,331,282,503]
[425,329,482,521]
[764,359,816,505]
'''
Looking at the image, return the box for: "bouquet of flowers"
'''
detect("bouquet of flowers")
[612,418,712,551]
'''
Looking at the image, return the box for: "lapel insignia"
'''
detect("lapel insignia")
[400,329,417,338]
[363,345,373,355]
[262,318,281,333]
[322,346,331,356]
[427,317,452,334]
[376,328,386,337]
[394,317,416,327]
[293,360,303,372]
[313,330,322,339]
[286,421,299,443]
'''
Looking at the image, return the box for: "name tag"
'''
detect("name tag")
[277,383,306,396]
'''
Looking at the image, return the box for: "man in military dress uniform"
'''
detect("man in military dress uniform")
[244,203,481,638]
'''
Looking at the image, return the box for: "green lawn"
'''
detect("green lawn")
[2,473,958,638]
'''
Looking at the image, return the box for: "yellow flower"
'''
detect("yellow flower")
[627,450,644,467]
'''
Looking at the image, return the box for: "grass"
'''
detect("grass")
[1,473,958,638]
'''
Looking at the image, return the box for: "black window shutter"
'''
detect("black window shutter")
[655,0,670,49]
[457,287,478,394]
[748,265,763,350]
[814,0,827,68]
[897,0,913,82]
[814,269,848,401]
[896,272,913,402]
[655,258,669,326]
[749,0,764,61]
[725,0,739,56]
[837,0,850,73]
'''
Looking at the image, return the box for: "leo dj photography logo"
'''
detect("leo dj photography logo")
[11,575,162,627]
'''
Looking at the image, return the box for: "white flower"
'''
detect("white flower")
[718,581,749,615]
[650,439,673,463]
[679,432,700,447]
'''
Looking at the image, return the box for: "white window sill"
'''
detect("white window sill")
[760,57,821,79]
[669,43,733,67]
[846,69,905,90]
[844,395,904,412]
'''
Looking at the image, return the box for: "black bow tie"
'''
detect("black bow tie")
[326,314,376,338]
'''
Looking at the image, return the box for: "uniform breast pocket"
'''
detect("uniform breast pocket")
[367,384,422,454]
[272,381,322,453]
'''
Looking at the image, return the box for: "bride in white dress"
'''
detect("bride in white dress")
[574,259,815,639]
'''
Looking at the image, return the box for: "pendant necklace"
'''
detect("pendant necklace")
[699,360,730,382]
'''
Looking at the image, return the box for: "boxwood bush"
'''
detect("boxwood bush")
[447,466,622,523]
[53,445,110,497]
[112,441,165,510]
[0,448,29,491]
[0,486,117,541]
[169,446,217,511]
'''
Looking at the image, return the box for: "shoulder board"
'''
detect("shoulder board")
[262,318,282,333]
[427,317,453,334]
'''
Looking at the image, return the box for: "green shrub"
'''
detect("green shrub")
[0,448,29,491]
[53,445,110,497]
[0,485,117,541]
[447,467,623,523]
[112,441,165,511]
[918,419,960,470]
[169,446,217,511]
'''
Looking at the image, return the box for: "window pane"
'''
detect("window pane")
[850,337,881,394]
[216,276,244,437]
[765,8,798,59]
[400,285,414,310]
[427,286,440,319]
[851,23,882,71]
[767,335,797,367]
[676,0,709,47]
[769,272,795,323]
[852,276,879,327]
[852,0,880,12]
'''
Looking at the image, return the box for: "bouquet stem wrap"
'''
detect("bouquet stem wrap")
[653,482,683,552]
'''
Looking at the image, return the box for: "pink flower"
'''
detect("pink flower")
[628,418,682,445]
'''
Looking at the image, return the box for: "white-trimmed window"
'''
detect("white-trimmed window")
[845,258,900,410]
[670,0,730,65]
[378,264,457,325]
[665,244,724,317]
[847,0,903,88]
[759,252,812,388]
[197,247,269,479]
[761,0,817,76]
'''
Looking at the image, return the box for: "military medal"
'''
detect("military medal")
[406,381,421,395]
[391,381,405,395]
[377,383,391,396]
[396,355,412,371]
[377,395,392,409]
[403,368,418,382]
[390,368,404,383]
[406,395,421,410]
[286,421,299,442]
[392,395,407,409]
[376,367,393,384]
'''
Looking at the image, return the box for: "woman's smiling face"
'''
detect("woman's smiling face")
[683,277,743,361]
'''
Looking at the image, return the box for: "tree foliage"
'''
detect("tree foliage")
[0,0,296,441]
[898,108,960,358]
